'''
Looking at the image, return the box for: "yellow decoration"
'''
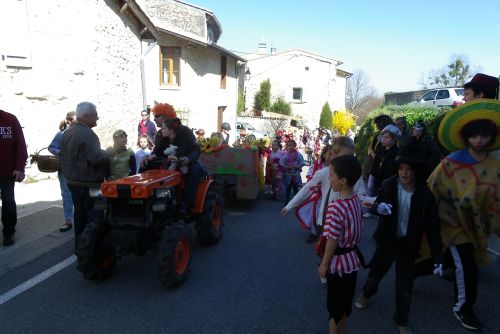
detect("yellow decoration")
[332,109,355,135]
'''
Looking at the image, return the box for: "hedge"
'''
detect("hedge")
[355,105,451,167]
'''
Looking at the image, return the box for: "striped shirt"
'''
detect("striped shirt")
[323,195,363,276]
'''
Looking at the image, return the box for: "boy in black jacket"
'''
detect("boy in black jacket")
[354,145,443,334]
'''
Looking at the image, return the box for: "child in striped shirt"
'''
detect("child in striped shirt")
[318,155,363,334]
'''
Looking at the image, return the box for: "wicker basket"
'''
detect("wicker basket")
[30,147,59,173]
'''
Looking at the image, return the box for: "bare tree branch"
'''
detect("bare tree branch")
[345,70,379,124]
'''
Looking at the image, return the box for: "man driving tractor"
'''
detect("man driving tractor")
[143,103,207,217]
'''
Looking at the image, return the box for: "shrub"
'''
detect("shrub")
[254,79,271,113]
[355,105,449,167]
[319,102,332,129]
[237,88,245,115]
[332,109,356,135]
[269,97,292,115]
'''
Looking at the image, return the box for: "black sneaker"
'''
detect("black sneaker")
[453,308,482,331]
[3,235,15,246]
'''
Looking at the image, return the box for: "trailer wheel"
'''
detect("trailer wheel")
[76,220,117,281]
[158,222,191,288]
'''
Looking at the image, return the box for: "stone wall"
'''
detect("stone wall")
[384,89,428,106]
[138,0,207,42]
[0,0,144,179]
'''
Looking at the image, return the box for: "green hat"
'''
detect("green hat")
[438,99,500,151]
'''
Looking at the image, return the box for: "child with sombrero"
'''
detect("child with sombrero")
[422,99,500,331]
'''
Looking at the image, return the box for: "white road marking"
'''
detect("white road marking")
[0,255,76,306]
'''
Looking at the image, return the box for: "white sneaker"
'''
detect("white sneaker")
[396,325,413,334]
[354,294,369,309]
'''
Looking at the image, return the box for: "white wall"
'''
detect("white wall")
[244,51,346,130]
[143,34,239,135]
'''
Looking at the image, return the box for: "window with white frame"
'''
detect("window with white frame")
[0,0,32,68]
[292,87,303,101]
[160,46,181,86]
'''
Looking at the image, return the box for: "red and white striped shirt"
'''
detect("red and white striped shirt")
[323,195,363,276]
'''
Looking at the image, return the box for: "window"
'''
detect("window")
[160,46,180,86]
[454,88,464,96]
[220,55,227,89]
[0,0,31,68]
[436,90,450,100]
[293,88,303,101]
[422,90,437,101]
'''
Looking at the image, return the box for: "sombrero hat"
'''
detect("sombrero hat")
[438,99,500,151]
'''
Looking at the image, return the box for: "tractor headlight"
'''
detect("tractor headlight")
[155,188,172,199]
[89,187,102,198]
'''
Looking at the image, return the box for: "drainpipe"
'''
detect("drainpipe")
[140,38,157,111]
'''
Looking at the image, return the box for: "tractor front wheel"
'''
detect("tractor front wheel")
[158,222,191,288]
[76,220,117,281]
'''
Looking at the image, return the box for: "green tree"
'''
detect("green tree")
[254,79,271,114]
[269,97,292,115]
[319,102,332,129]
[423,55,474,88]
[237,88,245,115]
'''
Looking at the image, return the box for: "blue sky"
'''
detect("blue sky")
[192,0,500,95]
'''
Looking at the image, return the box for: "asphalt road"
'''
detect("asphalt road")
[0,194,499,334]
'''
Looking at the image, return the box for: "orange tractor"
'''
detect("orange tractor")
[75,170,223,288]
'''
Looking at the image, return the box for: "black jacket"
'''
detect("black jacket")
[372,176,443,264]
[371,144,399,191]
[171,125,200,164]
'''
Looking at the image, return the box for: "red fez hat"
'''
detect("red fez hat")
[464,73,499,99]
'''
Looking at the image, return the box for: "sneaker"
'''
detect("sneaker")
[363,212,375,218]
[453,309,482,331]
[59,222,73,232]
[354,294,369,309]
[3,235,15,246]
[396,325,413,334]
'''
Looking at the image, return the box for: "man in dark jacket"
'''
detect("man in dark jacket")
[0,109,28,246]
[354,145,443,334]
[161,117,206,216]
[60,102,110,249]
[140,103,176,170]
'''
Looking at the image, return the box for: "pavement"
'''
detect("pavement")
[1,166,498,276]
[0,178,73,275]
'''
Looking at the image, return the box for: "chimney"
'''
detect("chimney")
[257,42,267,55]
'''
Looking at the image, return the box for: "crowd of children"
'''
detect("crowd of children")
[274,74,499,334]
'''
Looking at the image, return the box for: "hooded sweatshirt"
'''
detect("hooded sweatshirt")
[0,110,28,178]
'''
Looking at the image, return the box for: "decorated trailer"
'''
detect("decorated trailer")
[200,146,262,200]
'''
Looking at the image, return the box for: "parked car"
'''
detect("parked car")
[236,122,268,140]
[412,87,464,107]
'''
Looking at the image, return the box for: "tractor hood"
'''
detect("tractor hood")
[101,170,182,199]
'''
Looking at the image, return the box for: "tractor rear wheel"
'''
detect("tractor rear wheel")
[158,222,191,288]
[196,194,223,245]
[76,220,117,281]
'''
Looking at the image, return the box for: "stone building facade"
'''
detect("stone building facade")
[0,0,242,178]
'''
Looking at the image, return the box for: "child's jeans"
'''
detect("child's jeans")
[283,174,301,205]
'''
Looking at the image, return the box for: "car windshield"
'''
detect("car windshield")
[454,88,464,96]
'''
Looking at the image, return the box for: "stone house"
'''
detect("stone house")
[242,47,350,130]
[0,0,242,176]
